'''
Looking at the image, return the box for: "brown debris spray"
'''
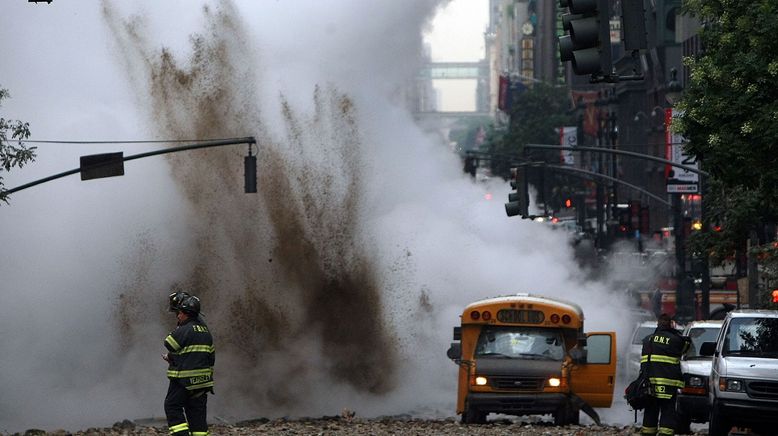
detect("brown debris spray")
[102,0,397,414]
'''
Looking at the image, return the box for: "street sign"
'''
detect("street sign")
[559,126,577,165]
[665,108,698,193]
[667,183,699,193]
[80,152,124,181]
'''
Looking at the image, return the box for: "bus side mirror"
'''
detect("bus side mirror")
[570,346,587,364]
[699,341,716,357]
[447,342,462,362]
[570,334,588,363]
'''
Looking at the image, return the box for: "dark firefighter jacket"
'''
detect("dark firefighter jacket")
[164,317,215,392]
[640,326,690,399]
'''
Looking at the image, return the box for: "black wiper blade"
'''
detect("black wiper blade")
[518,353,551,360]
[477,352,511,358]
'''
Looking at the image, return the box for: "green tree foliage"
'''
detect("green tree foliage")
[483,82,581,211]
[676,0,778,261]
[0,86,35,203]
[485,83,574,178]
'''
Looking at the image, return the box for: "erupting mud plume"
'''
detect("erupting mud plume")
[0,1,647,432]
[102,1,396,413]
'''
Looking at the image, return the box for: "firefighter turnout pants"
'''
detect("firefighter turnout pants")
[165,380,209,436]
[640,394,677,435]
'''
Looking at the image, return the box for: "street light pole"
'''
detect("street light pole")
[595,91,606,249]
[665,67,697,320]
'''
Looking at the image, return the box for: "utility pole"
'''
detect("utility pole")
[748,230,760,308]
[699,174,711,317]
[673,193,689,320]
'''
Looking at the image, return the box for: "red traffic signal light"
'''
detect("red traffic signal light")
[772,290,778,303]
[564,198,572,208]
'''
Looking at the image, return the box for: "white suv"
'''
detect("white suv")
[675,320,722,434]
[700,310,778,436]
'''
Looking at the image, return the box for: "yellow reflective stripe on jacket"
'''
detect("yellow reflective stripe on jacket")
[175,345,215,354]
[169,422,189,433]
[640,355,680,364]
[165,335,181,352]
[186,381,215,391]
[649,377,684,387]
[167,368,214,378]
[658,426,674,435]
[191,432,210,436]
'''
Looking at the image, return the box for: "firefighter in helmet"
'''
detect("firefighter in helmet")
[163,293,215,436]
[639,313,690,436]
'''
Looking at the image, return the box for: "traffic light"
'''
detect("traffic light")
[620,0,647,51]
[505,167,528,218]
[564,198,573,208]
[773,289,778,304]
[558,0,612,77]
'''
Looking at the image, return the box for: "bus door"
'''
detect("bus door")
[569,332,617,407]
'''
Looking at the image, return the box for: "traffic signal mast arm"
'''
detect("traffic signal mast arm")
[525,144,710,177]
[3,137,257,196]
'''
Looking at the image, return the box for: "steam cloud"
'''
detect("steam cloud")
[103,0,399,408]
[0,0,649,432]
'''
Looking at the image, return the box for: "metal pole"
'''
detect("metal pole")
[596,101,605,249]
[610,111,618,226]
[525,144,709,177]
[699,174,710,318]
[748,230,760,308]
[674,193,689,320]
[544,164,671,207]
[3,137,256,196]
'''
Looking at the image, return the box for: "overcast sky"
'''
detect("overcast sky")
[426,0,487,62]
[425,0,488,110]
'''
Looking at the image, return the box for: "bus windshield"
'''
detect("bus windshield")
[475,326,565,361]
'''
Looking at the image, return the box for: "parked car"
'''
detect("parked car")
[700,310,778,436]
[624,320,657,382]
[675,320,723,434]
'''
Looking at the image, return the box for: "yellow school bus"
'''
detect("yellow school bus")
[446,293,616,424]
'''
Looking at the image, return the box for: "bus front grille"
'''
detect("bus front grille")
[490,376,545,391]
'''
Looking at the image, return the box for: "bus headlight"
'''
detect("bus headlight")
[547,377,561,387]
[475,376,488,386]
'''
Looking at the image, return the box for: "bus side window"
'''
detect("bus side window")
[585,335,612,364]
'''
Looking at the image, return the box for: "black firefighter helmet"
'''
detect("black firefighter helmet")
[168,291,191,312]
[178,295,201,316]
